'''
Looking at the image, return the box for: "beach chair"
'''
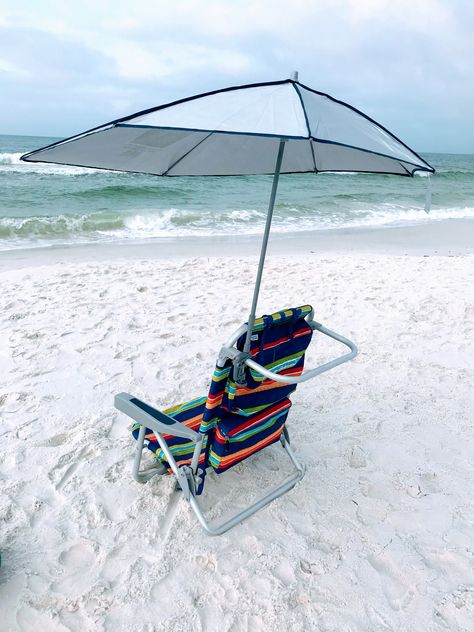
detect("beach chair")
[115,305,357,535]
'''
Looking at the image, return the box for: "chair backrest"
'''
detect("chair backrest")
[199,305,313,434]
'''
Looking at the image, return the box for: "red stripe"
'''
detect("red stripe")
[207,390,225,401]
[214,399,291,441]
[227,400,291,437]
[250,325,312,357]
[234,366,303,395]
[215,427,284,469]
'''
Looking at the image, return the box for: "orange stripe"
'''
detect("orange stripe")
[214,400,291,441]
[205,395,224,409]
[145,413,203,442]
[206,391,225,402]
[214,426,283,468]
[234,367,303,395]
[165,452,206,473]
[227,402,291,437]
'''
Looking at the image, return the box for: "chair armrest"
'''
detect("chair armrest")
[114,392,200,442]
[244,323,358,385]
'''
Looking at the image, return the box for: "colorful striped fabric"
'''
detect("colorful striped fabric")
[209,398,292,471]
[131,305,313,491]
[221,310,313,418]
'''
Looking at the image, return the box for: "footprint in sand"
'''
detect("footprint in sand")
[34,432,69,448]
[418,471,441,494]
[194,554,216,572]
[53,446,96,491]
[52,541,98,596]
[159,489,182,543]
[366,551,416,611]
[59,541,95,568]
[349,445,367,468]
[16,605,70,632]
[101,545,128,583]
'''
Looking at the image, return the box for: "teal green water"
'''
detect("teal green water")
[1,134,473,250]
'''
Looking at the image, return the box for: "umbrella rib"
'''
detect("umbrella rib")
[308,140,318,174]
[21,126,115,161]
[310,137,433,173]
[297,81,434,172]
[115,80,290,125]
[398,162,412,176]
[162,131,215,176]
[115,123,306,140]
[291,83,430,175]
[293,83,318,174]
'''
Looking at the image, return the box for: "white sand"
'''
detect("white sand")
[1,252,473,631]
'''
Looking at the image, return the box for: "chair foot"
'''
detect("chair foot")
[133,461,168,483]
[187,440,305,536]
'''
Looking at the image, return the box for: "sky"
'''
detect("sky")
[0,0,473,153]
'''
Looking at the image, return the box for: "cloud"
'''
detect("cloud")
[0,26,114,83]
[108,41,254,81]
[0,0,473,151]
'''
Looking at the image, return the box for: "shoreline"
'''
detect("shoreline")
[0,218,473,270]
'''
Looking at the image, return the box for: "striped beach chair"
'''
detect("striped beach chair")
[115,305,357,534]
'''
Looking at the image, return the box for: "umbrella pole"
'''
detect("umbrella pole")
[243,138,286,353]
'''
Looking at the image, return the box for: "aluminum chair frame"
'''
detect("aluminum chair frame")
[114,312,357,535]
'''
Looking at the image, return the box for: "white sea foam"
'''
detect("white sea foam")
[1,204,473,251]
[0,151,24,164]
[119,205,474,238]
[0,151,101,175]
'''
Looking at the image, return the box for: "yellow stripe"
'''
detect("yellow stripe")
[164,396,206,416]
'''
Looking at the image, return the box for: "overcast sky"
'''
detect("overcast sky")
[1,0,473,152]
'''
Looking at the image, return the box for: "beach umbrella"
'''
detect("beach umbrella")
[21,72,434,356]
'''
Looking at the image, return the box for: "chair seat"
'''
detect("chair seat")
[132,395,292,475]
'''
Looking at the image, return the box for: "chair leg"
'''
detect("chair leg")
[187,433,306,536]
[132,425,305,535]
[132,425,167,483]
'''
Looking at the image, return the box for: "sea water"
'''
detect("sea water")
[1,134,473,251]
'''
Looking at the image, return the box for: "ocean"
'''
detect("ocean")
[1,134,473,251]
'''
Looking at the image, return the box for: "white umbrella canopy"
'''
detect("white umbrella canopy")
[21,73,434,359]
[21,76,434,177]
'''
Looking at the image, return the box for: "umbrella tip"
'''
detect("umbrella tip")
[290,70,299,81]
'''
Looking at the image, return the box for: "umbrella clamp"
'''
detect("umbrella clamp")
[232,351,251,386]
[217,345,251,386]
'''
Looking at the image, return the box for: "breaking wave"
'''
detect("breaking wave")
[0,152,101,175]
[1,205,473,250]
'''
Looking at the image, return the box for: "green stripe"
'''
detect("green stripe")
[247,352,304,383]
[208,452,221,468]
[155,436,208,461]
[211,367,231,384]
[229,403,270,417]
[226,410,288,443]
[251,305,312,331]
[267,350,304,371]
[199,415,219,432]
[164,396,206,417]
